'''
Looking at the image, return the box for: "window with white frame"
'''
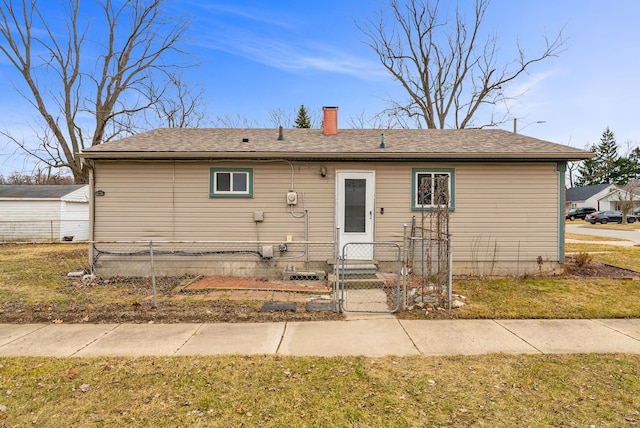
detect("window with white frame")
[209,168,253,197]
[411,168,455,210]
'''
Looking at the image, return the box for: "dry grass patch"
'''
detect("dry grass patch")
[0,243,88,303]
[449,277,640,319]
[567,242,640,272]
[0,243,341,323]
[565,232,627,242]
[1,354,639,427]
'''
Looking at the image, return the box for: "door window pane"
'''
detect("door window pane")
[345,178,366,233]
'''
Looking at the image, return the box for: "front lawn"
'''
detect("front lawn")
[1,354,639,427]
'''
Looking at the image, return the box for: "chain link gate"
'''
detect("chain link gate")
[338,242,402,313]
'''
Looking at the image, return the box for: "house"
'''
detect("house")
[80,107,592,277]
[565,184,633,212]
[0,184,89,242]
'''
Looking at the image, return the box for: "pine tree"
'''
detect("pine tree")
[576,128,621,185]
[294,105,312,128]
[575,144,599,186]
[597,127,619,183]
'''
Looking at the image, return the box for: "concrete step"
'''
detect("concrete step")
[340,277,387,289]
[329,273,387,289]
[337,263,378,277]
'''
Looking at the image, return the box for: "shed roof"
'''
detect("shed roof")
[0,185,87,199]
[80,128,592,161]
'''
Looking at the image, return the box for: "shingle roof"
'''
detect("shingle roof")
[0,185,86,199]
[80,128,592,161]
[565,184,612,202]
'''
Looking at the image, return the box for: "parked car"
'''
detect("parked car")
[586,210,636,224]
[566,207,596,220]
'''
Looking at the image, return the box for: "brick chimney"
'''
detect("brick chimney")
[322,106,338,135]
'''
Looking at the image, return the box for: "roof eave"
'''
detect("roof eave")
[78,151,594,161]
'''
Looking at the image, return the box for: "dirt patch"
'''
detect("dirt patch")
[187,275,330,294]
[0,276,342,324]
[562,257,640,279]
[1,256,637,324]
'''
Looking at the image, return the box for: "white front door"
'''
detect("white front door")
[336,171,375,259]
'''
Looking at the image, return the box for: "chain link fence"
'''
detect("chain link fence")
[338,242,402,313]
[91,240,336,279]
[404,174,453,310]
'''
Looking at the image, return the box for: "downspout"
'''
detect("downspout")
[557,162,567,263]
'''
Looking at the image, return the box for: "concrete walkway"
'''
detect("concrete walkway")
[2,317,640,357]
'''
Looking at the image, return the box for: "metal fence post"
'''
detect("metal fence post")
[448,235,453,310]
[401,224,408,310]
[149,240,157,308]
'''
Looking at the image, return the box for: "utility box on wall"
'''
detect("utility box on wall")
[286,192,298,205]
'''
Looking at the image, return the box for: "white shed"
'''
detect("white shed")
[0,185,90,242]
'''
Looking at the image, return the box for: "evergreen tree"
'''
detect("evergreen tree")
[576,127,621,185]
[597,127,619,183]
[575,144,600,186]
[294,105,312,128]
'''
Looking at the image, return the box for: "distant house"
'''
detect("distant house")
[80,107,592,277]
[565,184,631,212]
[0,185,89,242]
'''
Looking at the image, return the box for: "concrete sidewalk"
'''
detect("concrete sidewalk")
[2,317,640,357]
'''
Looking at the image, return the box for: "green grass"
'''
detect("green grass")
[1,354,640,427]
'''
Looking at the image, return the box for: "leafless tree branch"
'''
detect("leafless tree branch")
[356,0,567,129]
[0,0,203,183]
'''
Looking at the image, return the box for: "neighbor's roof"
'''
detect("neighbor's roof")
[0,185,87,199]
[565,184,614,202]
[80,128,593,161]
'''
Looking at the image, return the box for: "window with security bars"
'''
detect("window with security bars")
[411,168,454,210]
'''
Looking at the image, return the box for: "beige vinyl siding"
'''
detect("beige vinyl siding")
[452,163,559,264]
[374,161,559,265]
[93,159,561,275]
[93,160,336,242]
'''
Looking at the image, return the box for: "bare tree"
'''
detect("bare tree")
[0,0,203,183]
[357,0,566,129]
[616,180,640,217]
[566,161,579,188]
[0,169,73,184]
[146,72,209,128]
[212,113,260,128]
[347,108,410,129]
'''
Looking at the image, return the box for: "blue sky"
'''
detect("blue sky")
[1,0,639,176]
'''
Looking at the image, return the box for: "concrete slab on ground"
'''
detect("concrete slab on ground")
[278,319,419,357]
[75,324,200,357]
[0,324,44,347]
[340,289,390,313]
[595,318,640,340]
[400,319,540,356]
[496,319,640,354]
[176,322,285,356]
[0,324,117,357]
